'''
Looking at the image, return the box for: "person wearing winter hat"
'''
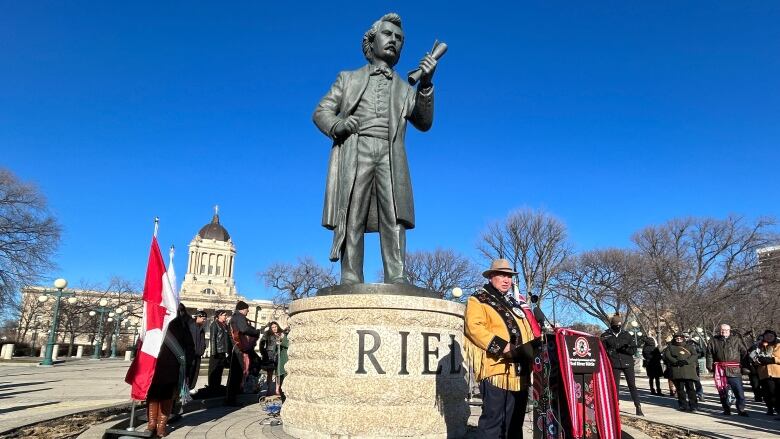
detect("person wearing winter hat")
[600,314,643,416]
[754,329,780,416]
[225,300,261,406]
[664,333,699,412]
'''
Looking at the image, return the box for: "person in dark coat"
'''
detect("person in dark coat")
[146,304,195,437]
[684,334,705,401]
[642,337,664,395]
[225,300,261,406]
[664,334,699,412]
[260,321,283,397]
[601,314,643,416]
[186,309,207,390]
[706,323,748,416]
[206,310,232,393]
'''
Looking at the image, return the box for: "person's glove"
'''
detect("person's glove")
[506,343,535,363]
[758,356,776,365]
[678,359,688,366]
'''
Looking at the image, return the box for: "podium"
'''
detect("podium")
[532,328,621,439]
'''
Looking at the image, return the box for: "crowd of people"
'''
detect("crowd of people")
[143,300,289,437]
[602,318,780,420]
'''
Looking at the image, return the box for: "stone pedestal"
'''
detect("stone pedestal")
[76,345,84,358]
[124,351,132,361]
[52,344,59,361]
[281,288,469,439]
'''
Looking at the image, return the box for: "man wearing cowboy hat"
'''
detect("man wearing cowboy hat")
[464,259,538,438]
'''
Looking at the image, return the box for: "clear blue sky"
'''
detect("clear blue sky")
[2,2,778,301]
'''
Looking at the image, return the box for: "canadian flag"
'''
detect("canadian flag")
[125,235,178,400]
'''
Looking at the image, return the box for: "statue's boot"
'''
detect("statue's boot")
[156,399,174,437]
[146,400,159,432]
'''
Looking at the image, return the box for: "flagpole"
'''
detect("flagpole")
[153,217,159,238]
[126,400,136,432]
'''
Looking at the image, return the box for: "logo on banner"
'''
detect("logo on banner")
[572,336,592,358]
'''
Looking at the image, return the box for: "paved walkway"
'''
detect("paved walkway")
[0,359,131,433]
[617,370,779,438]
[4,359,778,438]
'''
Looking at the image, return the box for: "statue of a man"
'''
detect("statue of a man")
[314,13,438,285]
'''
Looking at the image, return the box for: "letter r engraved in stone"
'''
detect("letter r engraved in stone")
[399,331,410,375]
[356,329,385,374]
[422,332,443,375]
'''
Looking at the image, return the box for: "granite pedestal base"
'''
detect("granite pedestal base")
[281,289,469,439]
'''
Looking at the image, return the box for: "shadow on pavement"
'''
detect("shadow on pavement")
[0,381,59,390]
[620,385,780,435]
[0,401,59,415]
[0,388,53,399]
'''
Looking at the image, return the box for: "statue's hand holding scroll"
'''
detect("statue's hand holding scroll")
[417,54,438,88]
[408,40,448,87]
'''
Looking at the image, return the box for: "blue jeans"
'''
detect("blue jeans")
[720,376,746,412]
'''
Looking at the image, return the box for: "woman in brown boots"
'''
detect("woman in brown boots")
[146,305,195,437]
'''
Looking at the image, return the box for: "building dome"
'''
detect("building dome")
[198,211,230,242]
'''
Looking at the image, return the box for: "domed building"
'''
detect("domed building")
[179,207,283,330]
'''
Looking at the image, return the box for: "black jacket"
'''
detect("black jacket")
[706,335,747,377]
[230,312,260,353]
[642,343,664,378]
[600,328,637,369]
[209,320,232,356]
[663,343,698,381]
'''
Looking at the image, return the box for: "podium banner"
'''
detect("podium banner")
[533,328,621,439]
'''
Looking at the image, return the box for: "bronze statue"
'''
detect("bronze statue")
[314,13,440,285]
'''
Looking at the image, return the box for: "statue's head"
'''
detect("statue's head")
[362,13,404,67]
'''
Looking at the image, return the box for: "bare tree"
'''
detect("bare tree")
[76,277,142,356]
[478,208,569,301]
[15,290,46,342]
[403,248,482,301]
[0,168,61,314]
[632,216,777,336]
[554,248,644,326]
[261,257,337,306]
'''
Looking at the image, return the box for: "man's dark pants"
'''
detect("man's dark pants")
[477,379,528,439]
[612,367,642,408]
[225,349,246,405]
[208,353,228,390]
[719,376,747,412]
[674,379,698,410]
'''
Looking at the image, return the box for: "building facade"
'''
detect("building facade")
[16,208,286,356]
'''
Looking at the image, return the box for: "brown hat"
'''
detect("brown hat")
[482,259,518,279]
[609,314,623,326]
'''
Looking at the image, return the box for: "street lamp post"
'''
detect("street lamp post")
[90,299,111,360]
[110,306,131,359]
[30,318,42,357]
[130,322,140,358]
[631,320,641,358]
[39,278,74,366]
